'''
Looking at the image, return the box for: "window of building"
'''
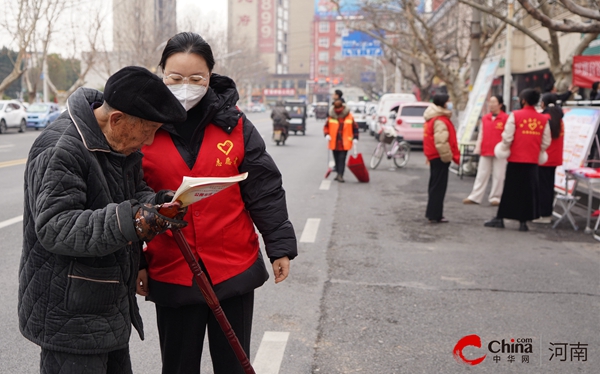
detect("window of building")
[333,37,342,47]
[282,80,294,89]
[335,22,345,34]
[319,22,330,33]
[318,37,329,48]
[318,51,329,62]
[334,51,342,61]
[334,65,344,75]
[318,65,329,76]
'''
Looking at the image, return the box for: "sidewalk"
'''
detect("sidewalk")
[312,143,599,373]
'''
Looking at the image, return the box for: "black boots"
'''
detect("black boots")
[335,174,345,183]
[484,217,505,228]
[519,222,529,232]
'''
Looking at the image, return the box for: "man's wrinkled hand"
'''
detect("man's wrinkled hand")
[133,203,187,242]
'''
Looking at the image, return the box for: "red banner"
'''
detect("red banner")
[258,0,275,53]
[572,55,600,88]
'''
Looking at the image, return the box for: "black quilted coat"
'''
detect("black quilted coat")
[19,88,157,354]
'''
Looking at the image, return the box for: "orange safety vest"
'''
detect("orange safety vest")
[325,112,355,150]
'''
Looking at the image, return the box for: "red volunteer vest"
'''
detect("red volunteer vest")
[480,111,508,157]
[423,115,459,163]
[544,118,564,167]
[508,106,548,164]
[141,121,259,286]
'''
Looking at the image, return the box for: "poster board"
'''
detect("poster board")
[457,56,501,144]
[554,107,600,193]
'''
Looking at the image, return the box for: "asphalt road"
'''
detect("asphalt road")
[0,111,598,373]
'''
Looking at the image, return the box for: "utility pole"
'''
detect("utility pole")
[394,57,402,92]
[43,57,49,102]
[470,7,481,90]
[503,0,514,111]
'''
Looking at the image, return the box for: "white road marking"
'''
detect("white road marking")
[0,144,14,149]
[0,158,27,168]
[252,331,290,374]
[0,215,23,229]
[299,218,321,243]
[319,180,331,190]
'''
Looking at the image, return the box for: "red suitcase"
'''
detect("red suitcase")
[347,152,370,182]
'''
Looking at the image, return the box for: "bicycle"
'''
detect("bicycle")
[369,129,411,169]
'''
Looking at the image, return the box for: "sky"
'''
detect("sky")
[0,0,228,55]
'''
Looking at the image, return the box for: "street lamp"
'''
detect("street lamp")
[372,57,387,94]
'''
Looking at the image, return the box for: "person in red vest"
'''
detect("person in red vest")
[138,32,297,374]
[463,95,509,206]
[485,88,551,231]
[323,98,359,182]
[533,93,564,224]
[423,94,460,223]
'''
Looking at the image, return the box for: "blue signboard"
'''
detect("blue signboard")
[314,0,360,19]
[342,31,383,57]
[361,71,376,83]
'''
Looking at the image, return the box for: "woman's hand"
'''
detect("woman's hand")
[272,256,290,284]
[136,269,149,296]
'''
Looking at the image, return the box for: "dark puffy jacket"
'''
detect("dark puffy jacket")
[19,88,157,354]
[143,74,297,307]
[271,105,291,126]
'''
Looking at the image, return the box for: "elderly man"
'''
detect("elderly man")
[19,66,188,374]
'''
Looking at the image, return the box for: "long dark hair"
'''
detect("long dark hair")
[158,32,215,72]
[541,93,563,139]
[491,94,506,113]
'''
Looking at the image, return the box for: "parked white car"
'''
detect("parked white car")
[346,101,369,132]
[0,100,28,134]
[370,93,417,138]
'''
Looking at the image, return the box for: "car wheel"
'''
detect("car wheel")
[301,130,305,136]
[19,119,26,133]
[0,119,7,134]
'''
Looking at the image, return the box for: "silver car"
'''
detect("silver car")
[0,100,28,134]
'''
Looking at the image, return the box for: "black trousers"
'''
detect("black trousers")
[497,162,540,222]
[538,165,557,217]
[155,292,254,374]
[426,158,450,220]
[40,347,131,374]
[333,150,348,176]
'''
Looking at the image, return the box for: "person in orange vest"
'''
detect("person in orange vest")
[485,88,552,231]
[533,93,564,224]
[324,98,359,182]
[139,32,297,374]
[423,94,460,223]
[463,95,509,206]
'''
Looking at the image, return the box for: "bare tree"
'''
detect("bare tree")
[0,0,45,97]
[459,0,600,89]
[337,0,506,110]
[516,0,600,32]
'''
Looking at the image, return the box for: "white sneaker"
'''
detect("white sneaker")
[532,216,552,224]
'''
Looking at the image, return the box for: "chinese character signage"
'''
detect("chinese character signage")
[572,55,600,89]
[258,0,275,53]
[341,31,383,57]
[230,0,258,47]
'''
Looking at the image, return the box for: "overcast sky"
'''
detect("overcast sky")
[0,0,228,54]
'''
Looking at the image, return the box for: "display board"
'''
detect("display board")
[457,56,501,144]
[554,107,600,193]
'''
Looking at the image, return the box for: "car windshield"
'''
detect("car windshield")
[400,106,427,117]
[286,106,305,115]
[0,103,4,110]
[28,104,49,113]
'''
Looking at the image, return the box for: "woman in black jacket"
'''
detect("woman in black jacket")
[139,32,297,374]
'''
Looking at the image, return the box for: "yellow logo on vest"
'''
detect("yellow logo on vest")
[519,118,542,135]
[217,140,234,155]
[216,156,239,167]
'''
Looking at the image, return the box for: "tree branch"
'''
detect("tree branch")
[559,0,600,21]
[516,0,600,33]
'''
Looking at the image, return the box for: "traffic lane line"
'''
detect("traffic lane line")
[319,180,331,190]
[0,158,27,168]
[252,331,290,374]
[299,218,321,243]
[0,215,23,229]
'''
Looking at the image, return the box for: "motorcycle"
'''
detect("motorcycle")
[272,122,289,146]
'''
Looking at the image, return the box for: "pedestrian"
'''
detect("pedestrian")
[423,94,460,223]
[333,89,344,102]
[324,97,359,183]
[139,32,298,374]
[463,95,508,206]
[484,88,552,231]
[534,93,564,224]
[19,66,188,374]
[545,82,578,104]
[590,81,600,101]
[271,100,291,137]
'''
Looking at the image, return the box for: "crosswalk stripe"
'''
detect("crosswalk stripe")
[299,218,321,243]
[319,180,331,190]
[252,331,290,374]
[0,215,23,229]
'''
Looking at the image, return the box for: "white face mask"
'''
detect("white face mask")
[167,84,207,111]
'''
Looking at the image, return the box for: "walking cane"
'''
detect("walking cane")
[160,204,256,374]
